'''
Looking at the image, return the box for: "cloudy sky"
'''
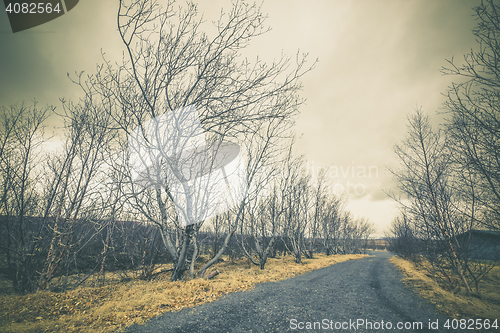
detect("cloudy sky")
[0,0,481,237]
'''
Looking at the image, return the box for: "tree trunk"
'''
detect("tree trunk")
[171,225,193,281]
[189,233,198,277]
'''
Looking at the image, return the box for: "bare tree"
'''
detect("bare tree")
[442,0,500,231]
[72,0,314,281]
[238,154,288,269]
[391,109,480,292]
[280,157,311,263]
[388,212,420,260]
[305,167,331,258]
[37,96,116,290]
[320,196,343,255]
[0,101,52,292]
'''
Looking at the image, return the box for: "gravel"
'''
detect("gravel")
[124,251,470,333]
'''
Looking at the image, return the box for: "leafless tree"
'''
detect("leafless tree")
[0,98,134,292]
[305,167,331,258]
[442,0,500,231]
[279,156,311,263]
[238,145,290,269]
[391,109,486,292]
[0,101,52,292]
[239,192,275,269]
[388,211,420,260]
[36,96,117,290]
[71,0,314,281]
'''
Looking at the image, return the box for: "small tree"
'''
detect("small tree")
[388,212,418,258]
[390,109,491,292]
[0,101,52,292]
[238,142,292,269]
[37,97,116,291]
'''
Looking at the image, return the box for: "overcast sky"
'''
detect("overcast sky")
[0,0,481,237]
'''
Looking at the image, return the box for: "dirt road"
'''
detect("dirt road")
[126,251,469,332]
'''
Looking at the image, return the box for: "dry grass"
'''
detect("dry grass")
[390,256,500,320]
[0,253,367,333]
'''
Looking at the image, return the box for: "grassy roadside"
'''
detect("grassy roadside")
[390,256,500,321]
[0,253,368,333]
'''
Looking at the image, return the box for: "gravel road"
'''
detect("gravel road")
[125,251,470,332]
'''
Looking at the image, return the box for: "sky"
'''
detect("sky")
[0,0,481,237]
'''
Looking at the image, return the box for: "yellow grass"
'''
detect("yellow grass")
[0,253,367,333]
[390,256,500,321]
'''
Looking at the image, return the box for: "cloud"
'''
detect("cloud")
[0,0,482,227]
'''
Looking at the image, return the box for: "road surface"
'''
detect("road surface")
[125,251,469,332]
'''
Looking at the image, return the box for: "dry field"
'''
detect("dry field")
[390,256,500,323]
[0,253,367,333]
